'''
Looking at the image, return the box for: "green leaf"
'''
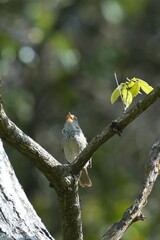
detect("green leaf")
[126,79,136,88]
[111,87,121,104]
[130,77,138,83]
[130,81,140,97]
[110,77,153,111]
[139,80,154,94]
[121,87,133,109]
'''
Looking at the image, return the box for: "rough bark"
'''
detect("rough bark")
[0,106,83,240]
[0,139,55,240]
[101,141,160,240]
[57,184,83,240]
[0,85,160,240]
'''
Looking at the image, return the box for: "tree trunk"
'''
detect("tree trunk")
[57,185,83,240]
[0,139,54,240]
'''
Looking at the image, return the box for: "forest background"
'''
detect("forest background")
[0,0,160,239]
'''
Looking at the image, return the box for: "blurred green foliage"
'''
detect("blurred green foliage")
[0,0,160,239]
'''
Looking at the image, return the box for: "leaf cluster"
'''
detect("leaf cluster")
[111,78,154,111]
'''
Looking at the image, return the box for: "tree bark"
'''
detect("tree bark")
[57,184,83,240]
[0,85,160,240]
[0,139,55,240]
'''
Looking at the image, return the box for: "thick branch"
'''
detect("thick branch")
[0,85,159,240]
[71,85,160,174]
[0,86,159,180]
[0,106,61,182]
[101,141,160,240]
[57,185,83,240]
[0,105,82,240]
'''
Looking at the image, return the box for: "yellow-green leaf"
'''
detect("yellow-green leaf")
[121,87,133,109]
[139,80,154,94]
[130,81,140,97]
[130,77,138,83]
[126,79,136,89]
[110,77,153,111]
[111,87,121,104]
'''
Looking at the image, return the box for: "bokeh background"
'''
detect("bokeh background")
[0,0,160,239]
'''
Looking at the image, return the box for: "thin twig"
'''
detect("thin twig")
[114,72,125,112]
[101,141,160,240]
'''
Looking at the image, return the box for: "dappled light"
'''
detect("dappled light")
[0,0,160,239]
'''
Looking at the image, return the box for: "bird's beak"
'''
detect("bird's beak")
[66,112,74,122]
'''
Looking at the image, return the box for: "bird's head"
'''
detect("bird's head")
[66,112,78,123]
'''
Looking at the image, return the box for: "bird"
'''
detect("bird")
[62,112,92,187]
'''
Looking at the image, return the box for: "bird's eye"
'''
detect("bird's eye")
[73,116,77,121]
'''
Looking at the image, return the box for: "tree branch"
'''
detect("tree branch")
[0,85,160,240]
[0,86,160,181]
[0,105,61,183]
[71,85,160,174]
[0,105,83,240]
[101,141,160,240]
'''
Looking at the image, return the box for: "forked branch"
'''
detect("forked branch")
[0,84,159,240]
[0,86,160,181]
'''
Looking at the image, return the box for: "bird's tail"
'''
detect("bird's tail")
[79,168,92,187]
